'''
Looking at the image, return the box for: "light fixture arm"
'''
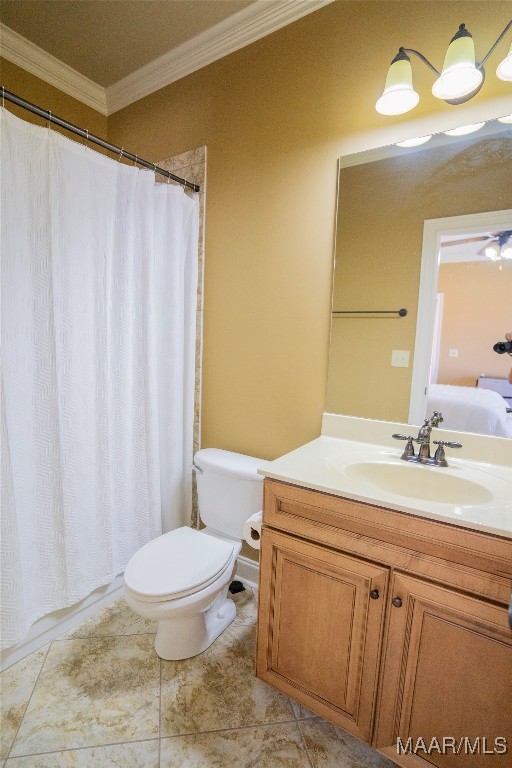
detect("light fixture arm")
[399,48,441,77]
[479,19,512,66]
[400,20,512,76]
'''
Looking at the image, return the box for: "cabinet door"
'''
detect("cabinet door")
[375,572,512,767]
[256,528,388,742]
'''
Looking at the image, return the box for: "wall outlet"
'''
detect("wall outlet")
[448,348,459,358]
[391,350,410,368]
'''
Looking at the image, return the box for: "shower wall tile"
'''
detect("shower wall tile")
[169,147,205,171]
[0,645,49,760]
[169,162,205,190]
[158,146,206,528]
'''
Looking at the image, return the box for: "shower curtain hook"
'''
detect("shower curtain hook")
[134,155,138,167]
[118,147,124,162]
[47,110,52,130]
[83,129,89,149]
[1,87,4,109]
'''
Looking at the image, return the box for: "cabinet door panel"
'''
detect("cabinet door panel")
[257,528,388,741]
[375,572,512,768]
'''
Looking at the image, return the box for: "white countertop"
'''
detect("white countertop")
[258,415,512,539]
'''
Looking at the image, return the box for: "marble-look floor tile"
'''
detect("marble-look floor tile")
[10,635,160,757]
[160,722,311,768]
[160,622,294,737]
[1,645,49,760]
[59,599,155,640]
[5,739,159,767]
[231,585,258,626]
[290,698,321,721]
[299,720,397,768]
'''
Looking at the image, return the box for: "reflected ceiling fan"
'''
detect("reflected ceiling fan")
[443,230,512,260]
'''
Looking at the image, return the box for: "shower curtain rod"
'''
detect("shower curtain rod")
[1,87,201,193]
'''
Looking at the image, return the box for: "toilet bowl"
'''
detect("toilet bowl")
[123,449,263,660]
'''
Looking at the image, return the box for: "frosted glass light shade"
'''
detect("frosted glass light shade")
[444,122,485,136]
[376,54,419,115]
[484,243,501,261]
[501,243,512,259]
[432,29,483,100]
[496,42,512,81]
[396,135,432,147]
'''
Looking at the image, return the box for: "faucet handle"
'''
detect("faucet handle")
[433,440,462,467]
[430,411,443,427]
[392,434,416,459]
[433,440,462,449]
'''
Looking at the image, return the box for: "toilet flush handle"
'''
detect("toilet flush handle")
[192,461,203,474]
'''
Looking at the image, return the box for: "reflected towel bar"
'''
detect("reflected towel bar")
[332,308,408,317]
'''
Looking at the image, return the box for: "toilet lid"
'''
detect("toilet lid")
[124,527,235,602]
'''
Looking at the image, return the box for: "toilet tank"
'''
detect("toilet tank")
[194,449,264,540]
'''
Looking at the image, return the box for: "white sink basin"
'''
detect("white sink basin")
[343,461,493,506]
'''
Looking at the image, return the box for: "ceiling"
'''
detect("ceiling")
[0,1,255,86]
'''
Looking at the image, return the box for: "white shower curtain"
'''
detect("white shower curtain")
[0,109,199,649]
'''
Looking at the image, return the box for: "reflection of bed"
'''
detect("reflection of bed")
[427,384,512,438]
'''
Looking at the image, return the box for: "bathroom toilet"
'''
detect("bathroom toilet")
[123,448,263,660]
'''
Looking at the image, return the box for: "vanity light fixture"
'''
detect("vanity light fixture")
[443,122,485,136]
[376,20,512,116]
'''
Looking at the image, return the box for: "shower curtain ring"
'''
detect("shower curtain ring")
[1,87,4,109]
[134,155,138,167]
[83,129,89,149]
[118,147,124,162]
[47,110,52,130]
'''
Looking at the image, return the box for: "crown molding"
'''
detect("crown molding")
[0,24,108,115]
[106,0,335,114]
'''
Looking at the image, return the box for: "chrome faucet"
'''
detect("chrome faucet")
[392,411,462,466]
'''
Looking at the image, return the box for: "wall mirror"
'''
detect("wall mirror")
[326,117,512,438]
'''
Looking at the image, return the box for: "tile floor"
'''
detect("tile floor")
[1,586,396,767]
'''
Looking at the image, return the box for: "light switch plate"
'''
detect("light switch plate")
[391,350,410,368]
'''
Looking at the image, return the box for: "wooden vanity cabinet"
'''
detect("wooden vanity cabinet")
[257,527,388,741]
[256,479,512,767]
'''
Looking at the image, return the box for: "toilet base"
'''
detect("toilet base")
[154,588,237,661]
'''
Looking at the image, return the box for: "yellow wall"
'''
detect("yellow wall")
[3,2,511,462]
[437,262,512,387]
[327,134,512,420]
[107,1,512,460]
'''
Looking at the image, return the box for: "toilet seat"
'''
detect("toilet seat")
[124,526,235,603]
